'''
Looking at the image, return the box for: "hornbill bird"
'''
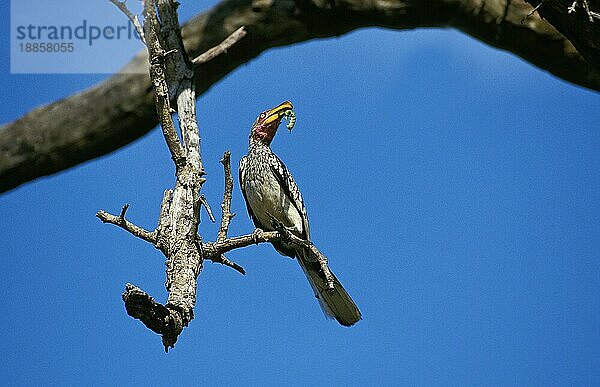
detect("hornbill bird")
[239,101,361,326]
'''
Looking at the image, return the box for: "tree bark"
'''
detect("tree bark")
[1,0,598,193]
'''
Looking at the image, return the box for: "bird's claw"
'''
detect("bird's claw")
[266,212,291,237]
[271,220,295,239]
[251,228,263,245]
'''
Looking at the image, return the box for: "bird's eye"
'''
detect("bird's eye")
[259,113,266,119]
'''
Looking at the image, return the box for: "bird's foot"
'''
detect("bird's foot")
[266,212,295,240]
[251,228,263,245]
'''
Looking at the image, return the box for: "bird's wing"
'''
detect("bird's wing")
[268,153,310,240]
[239,155,262,229]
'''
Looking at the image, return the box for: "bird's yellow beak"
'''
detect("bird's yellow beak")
[264,101,293,126]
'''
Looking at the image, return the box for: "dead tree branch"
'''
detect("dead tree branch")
[1,0,599,194]
[206,253,246,275]
[108,0,146,44]
[199,194,216,223]
[99,2,323,351]
[217,151,235,243]
[96,207,156,244]
[192,26,247,65]
[98,0,233,352]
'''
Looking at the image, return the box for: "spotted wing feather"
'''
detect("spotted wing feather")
[267,153,310,240]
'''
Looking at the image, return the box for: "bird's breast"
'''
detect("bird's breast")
[244,168,303,236]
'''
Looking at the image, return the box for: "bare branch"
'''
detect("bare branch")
[99,0,222,351]
[217,151,235,242]
[128,0,207,352]
[209,254,246,275]
[569,0,579,13]
[522,1,544,23]
[203,227,337,289]
[307,245,335,290]
[143,0,185,167]
[199,194,216,223]
[119,203,130,219]
[567,0,596,20]
[104,0,248,351]
[192,26,247,65]
[96,208,156,244]
[203,230,281,258]
[109,0,146,44]
[581,0,596,21]
[203,229,326,261]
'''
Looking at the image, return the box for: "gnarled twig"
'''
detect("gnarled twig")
[217,151,235,243]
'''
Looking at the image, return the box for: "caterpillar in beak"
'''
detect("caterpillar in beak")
[284,109,296,131]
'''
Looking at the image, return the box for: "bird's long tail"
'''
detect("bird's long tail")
[296,247,361,326]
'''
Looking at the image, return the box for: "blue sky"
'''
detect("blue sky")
[1,1,599,385]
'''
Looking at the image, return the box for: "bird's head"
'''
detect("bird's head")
[249,101,295,146]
